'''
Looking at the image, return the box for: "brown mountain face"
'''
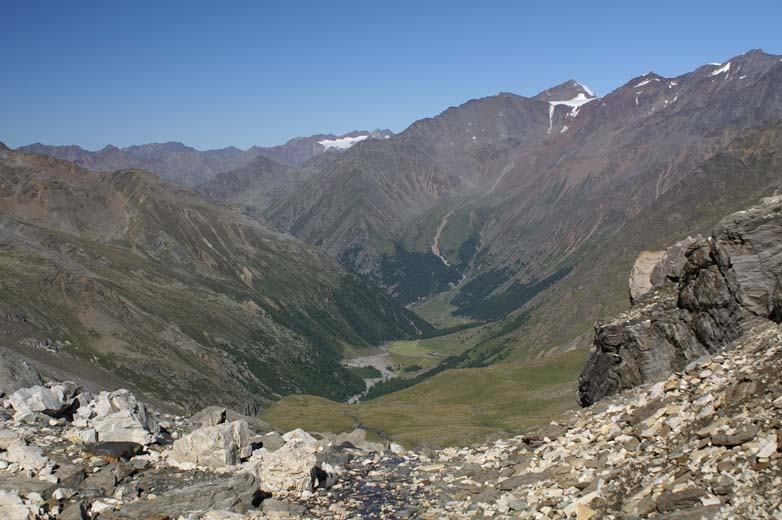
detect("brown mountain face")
[247,130,394,168]
[196,155,300,214]
[0,147,430,412]
[17,130,393,187]
[269,49,782,328]
[17,142,237,187]
[471,50,782,281]
[264,92,558,298]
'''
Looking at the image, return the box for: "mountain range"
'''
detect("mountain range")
[0,143,426,413]
[18,129,393,187]
[7,48,782,422]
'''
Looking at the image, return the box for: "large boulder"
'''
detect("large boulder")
[650,235,702,286]
[92,410,156,445]
[629,251,664,303]
[713,196,782,321]
[248,436,319,495]
[102,472,260,518]
[171,420,249,469]
[0,490,37,520]
[189,406,227,430]
[80,390,159,445]
[9,383,77,417]
[5,444,49,472]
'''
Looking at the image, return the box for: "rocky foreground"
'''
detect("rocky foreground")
[0,319,780,519]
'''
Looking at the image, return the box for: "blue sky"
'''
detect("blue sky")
[2,1,780,150]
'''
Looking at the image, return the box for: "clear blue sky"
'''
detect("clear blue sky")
[2,1,780,151]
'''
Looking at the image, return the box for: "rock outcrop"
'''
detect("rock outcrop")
[628,250,664,303]
[579,196,782,406]
[171,420,250,469]
[8,384,78,419]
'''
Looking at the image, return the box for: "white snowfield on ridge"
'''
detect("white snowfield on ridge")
[318,135,368,150]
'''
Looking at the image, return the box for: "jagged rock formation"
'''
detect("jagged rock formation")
[579,196,782,407]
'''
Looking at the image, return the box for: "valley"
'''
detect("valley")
[2,14,782,513]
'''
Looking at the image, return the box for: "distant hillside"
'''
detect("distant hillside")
[0,146,429,413]
[18,129,393,187]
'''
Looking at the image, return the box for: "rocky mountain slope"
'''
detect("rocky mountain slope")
[261,50,782,320]
[264,89,557,293]
[17,131,392,187]
[580,195,782,406]
[0,199,779,519]
[0,144,429,413]
[195,155,298,214]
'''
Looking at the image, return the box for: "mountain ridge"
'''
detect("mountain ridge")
[17,130,393,187]
[0,145,430,413]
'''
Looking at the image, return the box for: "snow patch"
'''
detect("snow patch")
[634,78,659,88]
[548,92,595,119]
[547,104,555,134]
[577,82,596,97]
[709,62,731,76]
[318,135,369,150]
[548,92,595,109]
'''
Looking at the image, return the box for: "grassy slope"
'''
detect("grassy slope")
[409,286,475,328]
[263,349,586,447]
[265,125,782,446]
[387,323,490,371]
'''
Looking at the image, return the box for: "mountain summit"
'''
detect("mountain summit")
[533,79,597,103]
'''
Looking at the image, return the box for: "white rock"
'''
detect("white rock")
[91,500,116,514]
[93,410,155,445]
[52,488,76,501]
[249,438,318,495]
[282,428,317,445]
[85,389,158,434]
[756,433,778,459]
[6,444,48,472]
[0,429,21,449]
[389,442,406,455]
[171,420,249,469]
[0,490,35,520]
[202,511,244,520]
[75,428,97,444]
[9,385,70,416]
[649,381,666,399]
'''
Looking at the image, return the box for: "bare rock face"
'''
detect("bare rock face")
[103,472,260,519]
[171,420,249,469]
[248,436,319,495]
[629,251,664,303]
[8,383,77,418]
[0,489,38,520]
[80,390,160,445]
[713,196,782,321]
[650,235,702,286]
[579,197,782,406]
